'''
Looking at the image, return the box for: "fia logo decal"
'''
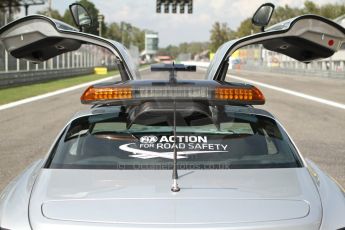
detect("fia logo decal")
[119,135,229,160]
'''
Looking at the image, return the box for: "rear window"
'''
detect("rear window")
[46,107,301,169]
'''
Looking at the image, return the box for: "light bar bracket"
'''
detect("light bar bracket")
[151,63,196,83]
[151,63,196,72]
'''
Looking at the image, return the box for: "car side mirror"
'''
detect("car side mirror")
[252,3,275,32]
[69,3,92,31]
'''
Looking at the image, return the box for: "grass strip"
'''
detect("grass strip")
[0,70,118,105]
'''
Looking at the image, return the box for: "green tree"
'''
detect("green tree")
[106,22,122,41]
[107,22,145,50]
[131,27,145,51]
[303,1,320,14]
[63,0,107,36]
[158,41,210,58]
[62,8,74,26]
[320,3,345,19]
[37,8,63,21]
[320,4,334,19]
[116,22,131,47]
[210,22,233,52]
[269,5,302,25]
[211,0,345,50]
[236,18,260,38]
[158,45,179,57]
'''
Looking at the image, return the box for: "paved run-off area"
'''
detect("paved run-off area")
[0,68,344,190]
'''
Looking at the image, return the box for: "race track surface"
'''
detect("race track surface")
[0,68,344,190]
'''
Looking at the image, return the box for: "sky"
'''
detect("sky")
[23,0,344,47]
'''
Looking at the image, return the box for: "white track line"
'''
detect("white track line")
[0,67,150,111]
[0,75,118,111]
[228,74,345,110]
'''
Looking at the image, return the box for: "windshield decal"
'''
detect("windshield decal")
[119,135,229,159]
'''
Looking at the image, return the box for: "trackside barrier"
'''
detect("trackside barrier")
[94,67,108,75]
[182,61,345,79]
[0,68,93,89]
[0,42,119,88]
[238,65,345,79]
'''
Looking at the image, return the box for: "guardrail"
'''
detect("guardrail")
[182,61,345,79]
[237,65,345,79]
[0,43,120,89]
[0,68,94,89]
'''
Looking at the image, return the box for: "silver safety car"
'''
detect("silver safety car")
[0,3,344,230]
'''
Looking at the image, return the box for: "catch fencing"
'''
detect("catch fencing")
[0,44,117,88]
[182,61,345,80]
[234,64,345,79]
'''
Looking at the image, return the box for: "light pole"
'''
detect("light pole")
[121,22,132,47]
[121,22,126,44]
[47,0,52,17]
[97,14,104,37]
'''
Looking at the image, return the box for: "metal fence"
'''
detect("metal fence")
[0,44,117,88]
[0,68,94,88]
[231,45,345,79]
[232,64,345,79]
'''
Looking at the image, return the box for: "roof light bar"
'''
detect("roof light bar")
[81,84,265,105]
[215,86,265,101]
[137,87,209,98]
[81,86,132,101]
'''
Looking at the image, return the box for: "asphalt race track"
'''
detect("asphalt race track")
[0,68,344,191]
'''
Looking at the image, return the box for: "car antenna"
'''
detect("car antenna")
[170,62,180,192]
